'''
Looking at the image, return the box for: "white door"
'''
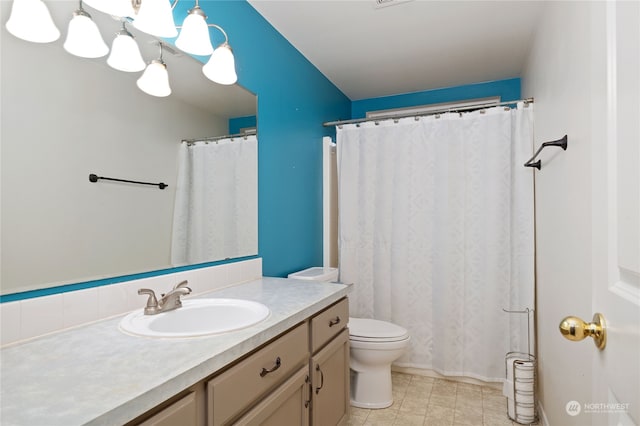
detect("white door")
[589,1,640,424]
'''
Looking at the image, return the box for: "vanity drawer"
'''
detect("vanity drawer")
[310,297,349,353]
[137,391,198,426]
[207,322,309,425]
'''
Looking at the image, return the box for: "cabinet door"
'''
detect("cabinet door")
[137,391,198,426]
[311,329,350,426]
[234,367,310,426]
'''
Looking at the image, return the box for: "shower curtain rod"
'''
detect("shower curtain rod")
[323,97,534,127]
[181,129,257,144]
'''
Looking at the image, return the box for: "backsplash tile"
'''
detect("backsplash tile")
[20,294,64,340]
[98,284,129,319]
[63,288,99,328]
[1,258,262,347]
[0,302,20,346]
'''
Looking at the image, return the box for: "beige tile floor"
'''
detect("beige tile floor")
[346,372,521,426]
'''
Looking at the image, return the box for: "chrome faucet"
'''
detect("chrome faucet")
[138,280,192,315]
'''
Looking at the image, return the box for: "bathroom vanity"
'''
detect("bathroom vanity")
[0,278,350,426]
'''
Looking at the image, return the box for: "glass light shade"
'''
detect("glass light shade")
[63,10,109,58]
[133,0,178,38]
[175,8,213,56]
[137,60,172,97]
[83,0,136,18]
[202,44,237,85]
[107,33,145,72]
[5,0,60,43]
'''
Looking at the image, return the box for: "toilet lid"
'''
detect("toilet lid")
[349,317,409,340]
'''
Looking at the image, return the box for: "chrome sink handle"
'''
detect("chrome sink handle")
[138,288,159,315]
[138,281,192,315]
[159,286,192,312]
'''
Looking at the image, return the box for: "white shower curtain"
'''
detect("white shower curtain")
[337,105,534,382]
[171,135,258,265]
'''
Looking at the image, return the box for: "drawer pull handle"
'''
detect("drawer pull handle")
[315,364,324,394]
[259,357,281,377]
[329,316,341,327]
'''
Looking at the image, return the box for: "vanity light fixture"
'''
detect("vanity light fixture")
[63,1,109,59]
[136,43,172,97]
[202,39,237,85]
[5,0,60,43]
[175,1,238,84]
[133,0,178,38]
[107,21,146,72]
[175,2,213,56]
[4,0,239,91]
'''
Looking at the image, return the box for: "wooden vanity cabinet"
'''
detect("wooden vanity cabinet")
[129,297,350,426]
[309,299,350,426]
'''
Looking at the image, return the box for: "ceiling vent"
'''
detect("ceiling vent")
[373,0,414,9]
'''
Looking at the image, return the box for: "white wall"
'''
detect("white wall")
[1,29,227,294]
[522,2,600,424]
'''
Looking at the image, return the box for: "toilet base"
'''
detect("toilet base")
[350,368,394,409]
[350,398,393,409]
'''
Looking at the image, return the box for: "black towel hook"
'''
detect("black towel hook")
[524,135,568,170]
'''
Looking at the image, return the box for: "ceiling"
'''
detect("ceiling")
[248,0,546,100]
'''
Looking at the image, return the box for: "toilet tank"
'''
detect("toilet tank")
[287,267,339,282]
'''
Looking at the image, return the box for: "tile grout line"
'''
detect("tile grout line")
[348,372,517,426]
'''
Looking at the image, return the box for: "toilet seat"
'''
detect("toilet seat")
[349,317,409,342]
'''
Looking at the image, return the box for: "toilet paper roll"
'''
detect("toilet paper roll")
[514,390,535,404]
[503,380,532,397]
[515,379,534,392]
[514,361,535,379]
[505,359,534,393]
[507,398,536,421]
[504,383,535,403]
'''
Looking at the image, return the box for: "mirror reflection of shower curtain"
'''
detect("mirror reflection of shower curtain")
[337,105,534,382]
[171,135,258,265]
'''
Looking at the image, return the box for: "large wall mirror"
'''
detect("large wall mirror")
[0,1,258,296]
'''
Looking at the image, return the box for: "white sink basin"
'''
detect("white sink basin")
[119,298,270,338]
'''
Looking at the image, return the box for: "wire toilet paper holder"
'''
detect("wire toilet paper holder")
[503,308,538,425]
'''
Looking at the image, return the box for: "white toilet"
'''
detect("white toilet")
[288,267,411,409]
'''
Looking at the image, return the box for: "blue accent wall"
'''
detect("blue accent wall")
[229,115,257,134]
[351,78,521,119]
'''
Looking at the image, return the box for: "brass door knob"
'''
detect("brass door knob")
[559,313,606,350]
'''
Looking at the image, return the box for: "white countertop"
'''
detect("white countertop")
[0,278,350,426]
